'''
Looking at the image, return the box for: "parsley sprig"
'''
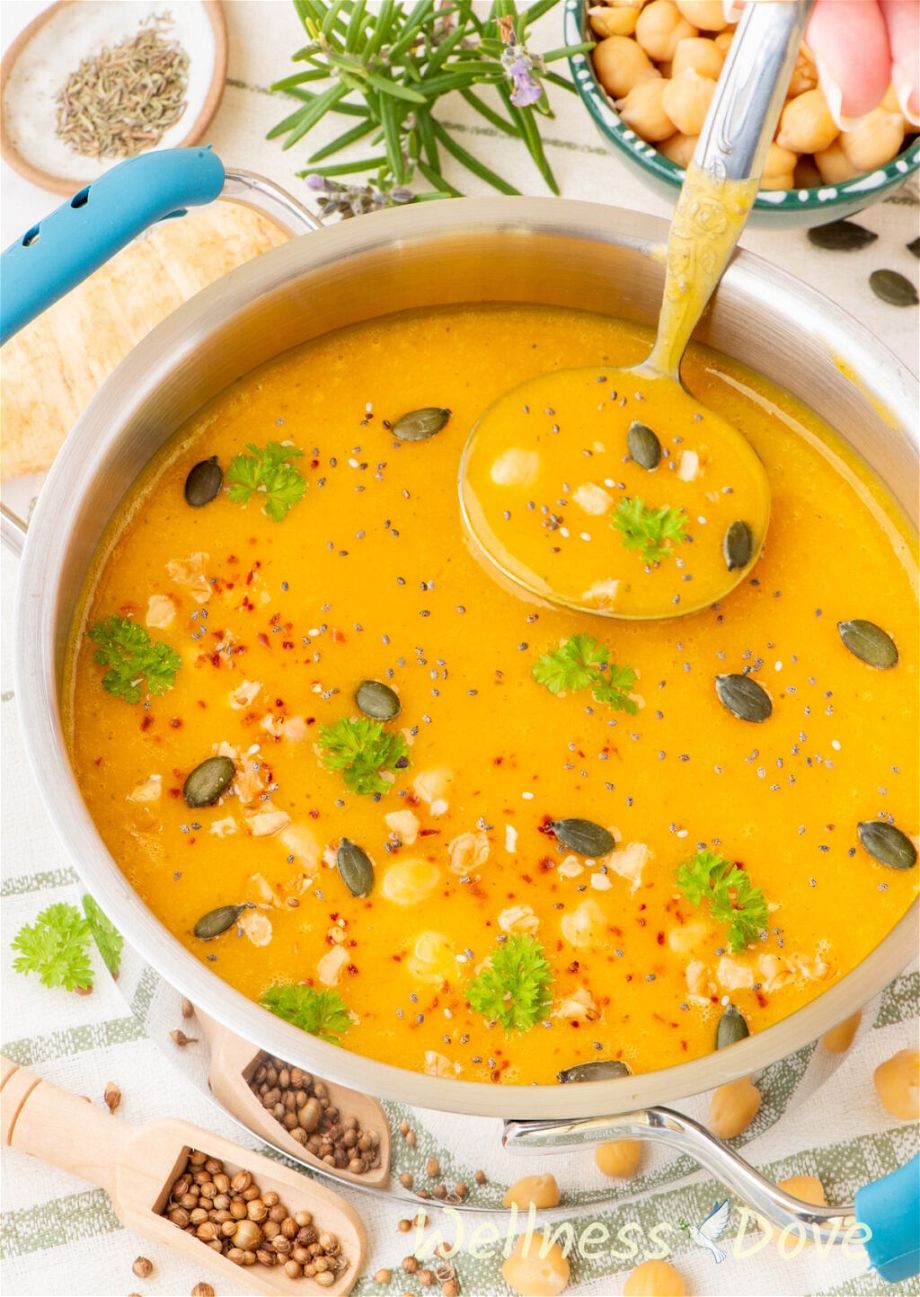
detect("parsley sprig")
[12,903,94,992]
[532,634,638,714]
[676,850,769,953]
[82,895,123,979]
[612,497,688,564]
[226,442,307,522]
[261,984,351,1043]
[318,716,410,795]
[89,615,182,704]
[467,933,552,1032]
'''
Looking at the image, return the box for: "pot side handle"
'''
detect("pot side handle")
[856,1153,920,1284]
[0,147,225,346]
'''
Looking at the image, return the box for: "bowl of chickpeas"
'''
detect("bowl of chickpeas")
[566,0,920,226]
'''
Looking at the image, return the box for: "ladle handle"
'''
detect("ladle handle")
[0,1056,127,1197]
[644,0,814,380]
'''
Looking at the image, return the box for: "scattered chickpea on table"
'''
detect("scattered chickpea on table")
[589,0,917,187]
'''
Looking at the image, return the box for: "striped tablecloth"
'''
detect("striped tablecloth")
[2,4,918,1296]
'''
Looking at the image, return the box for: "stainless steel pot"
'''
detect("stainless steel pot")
[5,187,918,1126]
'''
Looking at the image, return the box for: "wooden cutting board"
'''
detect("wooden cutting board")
[1,201,290,479]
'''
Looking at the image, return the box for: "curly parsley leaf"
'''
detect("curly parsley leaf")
[261,984,351,1044]
[82,894,123,979]
[12,903,94,992]
[676,849,769,953]
[226,442,306,522]
[88,615,182,704]
[612,496,688,563]
[467,934,553,1033]
[318,716,410,796]
[532,634,638,714]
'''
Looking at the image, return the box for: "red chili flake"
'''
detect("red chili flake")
[168,788,182,799]
[140,715,154,731]
[656,931,665,945]
[187,837,197,845]
[756,991,768,1008]
[538,857,555,873]
[311,459,320,469]
[258,633,270,648]
[169,718,183,729]
[493,756,504,766]
[520,873,533,884]
[308,808,320,819]
[568,962,580,973]
[306,717,316,726]
[332,629,346,643]
[625,973,633,982]
[94,756,103,767]
[537,816,555,837]
[282,641,294,650]
[197,700,207,709]
[637,917,646,927]
[418,828,441,837]
[681,1040,688,1051]
[224,581,235,590]
[638,902,647,911]
[346,964,359,976]
[227,554,239,564]
[569,1020,580,1029]
[392,953,403,962]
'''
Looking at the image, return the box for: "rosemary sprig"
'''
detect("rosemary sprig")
[270,0,593,212]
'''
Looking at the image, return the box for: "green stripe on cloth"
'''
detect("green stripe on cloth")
[874,970,920,1028]
[1,1189,121,1259]
[2,1017,145,1068]
[1,868,80,896]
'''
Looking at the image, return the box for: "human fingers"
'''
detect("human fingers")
[807,0,892,124]
[880,0,920,123]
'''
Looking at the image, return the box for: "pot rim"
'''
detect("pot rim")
[14,197,919,1119]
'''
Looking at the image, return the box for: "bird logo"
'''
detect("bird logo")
[678,1199,732,1263]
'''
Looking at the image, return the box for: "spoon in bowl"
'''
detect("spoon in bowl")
[460,0,813,620]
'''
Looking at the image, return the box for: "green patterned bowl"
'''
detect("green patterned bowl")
[564,0,920,228]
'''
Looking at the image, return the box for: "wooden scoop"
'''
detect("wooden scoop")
[1,1055,366,1296]
[196,1009,391,1191]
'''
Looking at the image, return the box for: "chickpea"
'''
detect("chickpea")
[589,3,641,39]
[659,132,698,167]
[787,48,818,98]
[777,89,838,154]
[623,1259,686,1296]
[594,35,662,99]
[672,36,725,81]
[874,1049,920,1121]
[761,142,797,191]
[662,69,717,136]
[814,139,861,184]
[502,1173,561,1210]
[822,1011,861,1054]
[501,1232,571,1297]
[676,0,728,31]
[709,1076,761,1139]
[595,1138,643,1179]
[770,1175,827,1245]
[636,1,698,63]
[617,78,677,142]
[839,109,906,172]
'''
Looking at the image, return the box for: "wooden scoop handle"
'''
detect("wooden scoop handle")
[1,1055,127,1196]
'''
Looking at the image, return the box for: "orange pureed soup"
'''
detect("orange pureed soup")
[67,305,918,1086]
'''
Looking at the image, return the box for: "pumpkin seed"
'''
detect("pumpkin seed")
[558,1059,631,1083]
[183,755,235,807]
[355,679,401,721]
[392,407,451,442]
[869,269,918,306]
[550,818,615,857]
[337,838,375,896]
[807,220,877,252]
[627,421,662,471]
[909,237,920,259]
[184,456,223,507]
[723,520,753,571]
[194,904,245,939]
[716,1004,750,1049]
[837,619,898,670]
[715,673,772,723]
[857,820,917,870]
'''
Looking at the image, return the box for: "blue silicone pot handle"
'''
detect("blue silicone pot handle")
[0,147,225,345]
[856,1152,920,1283]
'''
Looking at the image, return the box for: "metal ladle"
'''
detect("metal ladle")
[460,0,813,620]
